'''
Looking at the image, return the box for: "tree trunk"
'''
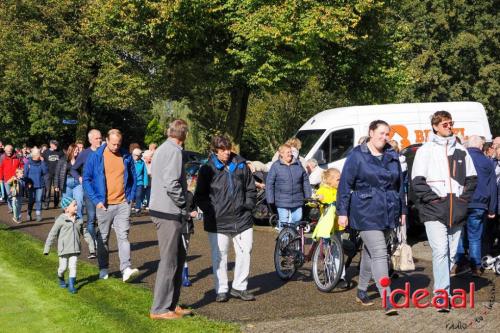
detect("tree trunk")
[225,85,250,152]
[76,63,100,141]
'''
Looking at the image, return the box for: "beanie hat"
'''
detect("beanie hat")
[60,196,75,210]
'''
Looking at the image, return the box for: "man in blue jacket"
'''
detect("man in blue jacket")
[83,129,139,282]
[456,135,497,275]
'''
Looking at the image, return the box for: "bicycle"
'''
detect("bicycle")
[273,200,344,292]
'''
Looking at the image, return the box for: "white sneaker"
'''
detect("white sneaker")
[122,267,139,283]
[99,269,109,280]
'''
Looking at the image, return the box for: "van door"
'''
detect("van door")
[314,128,354,170]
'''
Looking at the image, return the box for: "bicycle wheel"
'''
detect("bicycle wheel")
[274,227,300,280]
[312,236,344,292]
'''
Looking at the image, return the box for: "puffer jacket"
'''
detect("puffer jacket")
[266,158,312,208]
[411,134,477,227]
[55,158,73,190]
[336,143,406,231]
[194,153,256,234]
[43,214,84,256]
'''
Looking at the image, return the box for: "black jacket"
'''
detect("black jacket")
[194,153,256,234]
[55,158,71,190]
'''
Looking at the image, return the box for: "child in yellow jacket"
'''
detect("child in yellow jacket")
[313,168,349,289]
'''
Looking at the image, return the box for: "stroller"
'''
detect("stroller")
[251,171,279,227]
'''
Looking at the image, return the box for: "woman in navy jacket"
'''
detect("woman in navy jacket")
[336,120,406,315]
[266,144,312,229]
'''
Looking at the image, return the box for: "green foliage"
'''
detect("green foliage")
[393,0,500,133]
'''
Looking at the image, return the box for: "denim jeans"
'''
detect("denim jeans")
[84,191,96,241]
[134,186,145,210]
[144,185,151,208]
[456,208,486,268]
[0,181,5,200]
[63,177,84,219]
[424,221,462,294]
[4,181,13,211]
[12,196,23,220]
[277,206,303,228]
[28,187,44,216]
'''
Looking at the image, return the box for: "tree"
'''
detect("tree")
[393,0,500,133]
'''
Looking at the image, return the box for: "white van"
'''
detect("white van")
[296,102,492,171]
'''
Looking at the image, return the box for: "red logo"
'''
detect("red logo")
[380,277,475,309]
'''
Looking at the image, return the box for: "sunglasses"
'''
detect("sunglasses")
[440,121,454,128]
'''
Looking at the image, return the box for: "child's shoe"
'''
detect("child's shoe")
[58,274,67,288]
[68,277,77,294]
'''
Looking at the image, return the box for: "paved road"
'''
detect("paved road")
[1,204,499,332]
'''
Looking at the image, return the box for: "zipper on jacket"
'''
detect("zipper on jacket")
[445,141,453,227]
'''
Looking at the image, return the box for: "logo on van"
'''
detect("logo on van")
[389,125,467,149]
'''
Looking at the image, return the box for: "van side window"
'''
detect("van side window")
[318,128,354,163]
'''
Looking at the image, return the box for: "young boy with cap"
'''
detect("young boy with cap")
[43,196,84,294]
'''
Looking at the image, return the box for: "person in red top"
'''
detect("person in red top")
[0,145,23,213]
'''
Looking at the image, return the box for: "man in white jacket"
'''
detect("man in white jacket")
[411,111,477,312]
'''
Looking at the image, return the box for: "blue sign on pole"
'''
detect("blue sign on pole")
[62,119,78,125]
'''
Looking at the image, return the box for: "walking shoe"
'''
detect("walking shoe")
[450,264,470,277]
[58,274,67,288]
[230,288,256,301]
[174,306,193,316]
[68,277,77,294]
[87,253,97,259]
[36,215,42,222]
[436,298,450,313]
[150,311,182,320]
[122,267,140,282]
[216,293,228,302]
[384,298,398,316]
[337,279,350,290]
[99,269,109,280]
[356,289,374,306]
[471,266,484,277]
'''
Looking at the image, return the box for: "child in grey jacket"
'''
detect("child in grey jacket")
[43,196,84,294]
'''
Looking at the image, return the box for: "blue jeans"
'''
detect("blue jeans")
[4,181,13,211]
[28,187,44,216]
[134,186,145,210]
[424,221,462,295]
[144,185,151,208]
[12,196,23,220]
[84,191,96,241]
[277,207,303,228]
[0,181,5,200]
[63,177,84,219]
[456,208,486,268]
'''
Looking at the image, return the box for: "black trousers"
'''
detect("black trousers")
[44,173,59,207]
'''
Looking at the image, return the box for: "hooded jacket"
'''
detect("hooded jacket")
[336,143,406,231]
[43,213,84,256]
[467,147,497,213]
[411,134,477,227]
[194,153,256,234]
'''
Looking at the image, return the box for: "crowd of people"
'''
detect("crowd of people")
[1,110,500,319]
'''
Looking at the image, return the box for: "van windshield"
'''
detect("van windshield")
[295,129,326,157]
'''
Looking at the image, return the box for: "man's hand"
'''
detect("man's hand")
[96,202,107,210]
[54,187,59,192]
[189,211,198,218]
[79,176,82,184]
[338,215,348,228]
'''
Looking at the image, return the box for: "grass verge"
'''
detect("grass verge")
[0,224,238,333]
